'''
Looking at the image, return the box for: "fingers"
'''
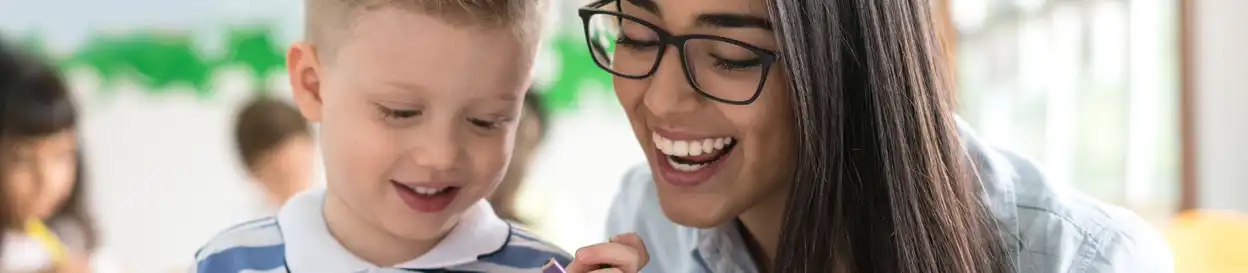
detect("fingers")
[609,233,648,268]
[566,242,643,273]
[589,268,624,273]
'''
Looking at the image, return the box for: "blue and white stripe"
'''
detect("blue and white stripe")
[193,190,572,273]
[193,217,286,273]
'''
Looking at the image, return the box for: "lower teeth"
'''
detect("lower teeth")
[667,158,708,172]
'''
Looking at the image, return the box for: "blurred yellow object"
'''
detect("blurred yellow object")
[24,218,68,267]
[1166,210,1248,273]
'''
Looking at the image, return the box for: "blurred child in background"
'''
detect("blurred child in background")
[233,96,314,215]
[0,46,13,266]
[0,37,91,273]
[488,91,548,225]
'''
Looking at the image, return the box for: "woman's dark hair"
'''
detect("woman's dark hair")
[0,37,99,251]
[768,1,1011,273]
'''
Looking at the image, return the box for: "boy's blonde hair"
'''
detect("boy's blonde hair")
[305,0,546,60]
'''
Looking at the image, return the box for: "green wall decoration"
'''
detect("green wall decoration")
[20,25,613,114]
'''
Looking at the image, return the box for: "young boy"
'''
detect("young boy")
[193,0,571,272]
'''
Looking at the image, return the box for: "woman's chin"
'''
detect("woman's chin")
[655,192,738,228]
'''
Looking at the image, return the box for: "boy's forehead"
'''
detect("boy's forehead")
[332,11,535,100]
[373,80,524,102]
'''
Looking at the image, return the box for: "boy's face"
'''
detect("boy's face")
[289,9,536,241]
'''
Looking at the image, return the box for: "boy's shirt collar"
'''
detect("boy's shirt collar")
[277,188,510,272]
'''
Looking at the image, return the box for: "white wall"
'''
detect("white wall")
[73,71,315,273]
[1194,0,1248,211]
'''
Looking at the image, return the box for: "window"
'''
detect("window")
[953,0,1181,223]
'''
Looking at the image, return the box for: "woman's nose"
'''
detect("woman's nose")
[642,50,702,118]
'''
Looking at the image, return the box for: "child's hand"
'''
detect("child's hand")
[566,233,649,273]
[55,252,92,273]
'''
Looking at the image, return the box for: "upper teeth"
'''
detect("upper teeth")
[408,185,448,195]
[653,132,734,157]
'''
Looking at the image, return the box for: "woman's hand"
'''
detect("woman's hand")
[566,233,649,273]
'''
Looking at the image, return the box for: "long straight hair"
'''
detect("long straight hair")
[767,1,1011,272]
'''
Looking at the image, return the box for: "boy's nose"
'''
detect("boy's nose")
[409,129,460,172]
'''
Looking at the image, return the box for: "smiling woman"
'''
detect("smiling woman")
[565,0,1175,273]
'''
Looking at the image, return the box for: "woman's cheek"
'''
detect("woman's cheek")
[613,78,648,109]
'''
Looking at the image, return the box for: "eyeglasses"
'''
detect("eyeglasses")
[578,0,779,105]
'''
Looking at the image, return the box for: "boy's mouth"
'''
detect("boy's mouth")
[393,180,461,213]
[397,183,456,196]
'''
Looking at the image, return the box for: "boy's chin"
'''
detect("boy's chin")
[380,214,459,242]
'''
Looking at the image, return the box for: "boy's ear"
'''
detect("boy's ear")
[287,42,324,122]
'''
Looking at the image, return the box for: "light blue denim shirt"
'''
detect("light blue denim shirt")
[605,126,1174,273]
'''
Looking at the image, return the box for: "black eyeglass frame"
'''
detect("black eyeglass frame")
[577,0,779,105]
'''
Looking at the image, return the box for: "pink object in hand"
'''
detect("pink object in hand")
[541,257,567,273]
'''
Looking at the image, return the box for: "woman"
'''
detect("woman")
[565,0,1173,273]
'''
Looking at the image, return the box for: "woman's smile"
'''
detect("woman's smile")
[649,129,739,187]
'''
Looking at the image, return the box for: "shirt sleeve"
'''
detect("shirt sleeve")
[1079,216,1175,273]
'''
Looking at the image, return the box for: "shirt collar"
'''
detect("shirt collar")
[956,119,1022,253]
[686,120,1022,272]
[693,220,759,273]
[277,188,511,272]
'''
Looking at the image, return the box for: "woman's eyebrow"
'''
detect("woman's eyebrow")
[625,0,661,15]
[695,13,773,30]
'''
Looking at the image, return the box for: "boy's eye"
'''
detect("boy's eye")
[375,104,422,119]
[468,117,509,130]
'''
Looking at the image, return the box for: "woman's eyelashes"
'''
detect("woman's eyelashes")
[711,53,763,70]
[617,34,660,50]
[615,27,766,71]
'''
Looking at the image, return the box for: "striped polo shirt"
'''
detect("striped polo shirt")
[193,189,572,273]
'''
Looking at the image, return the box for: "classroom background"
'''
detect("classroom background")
[0,0,1244,272]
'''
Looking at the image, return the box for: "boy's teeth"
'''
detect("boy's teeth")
[408,185,448,195]
[652,132,735,157]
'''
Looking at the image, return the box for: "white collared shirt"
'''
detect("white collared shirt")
[193,188,571,273]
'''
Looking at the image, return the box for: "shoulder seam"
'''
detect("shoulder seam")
[194,217,281,260]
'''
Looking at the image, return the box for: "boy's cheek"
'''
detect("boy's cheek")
[465,141,514,181]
